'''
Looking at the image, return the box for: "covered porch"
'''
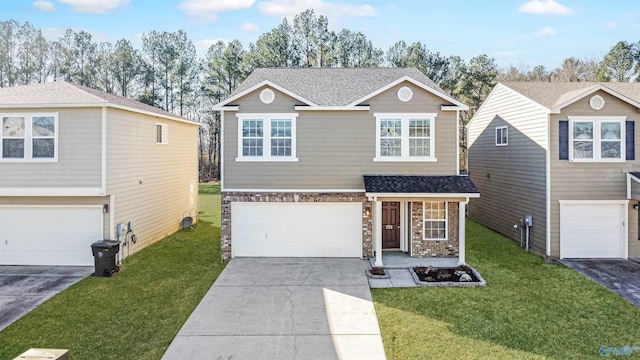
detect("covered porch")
[364,175,479,267]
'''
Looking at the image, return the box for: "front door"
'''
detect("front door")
[382,201,401,249]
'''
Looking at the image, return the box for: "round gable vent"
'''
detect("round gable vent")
[589,95,605,110]
[397,86,413,102]
[260,88,275,104]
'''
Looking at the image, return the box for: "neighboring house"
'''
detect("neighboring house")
[213,68,479,266]
[0,81,200,266]
[468,82,640,260]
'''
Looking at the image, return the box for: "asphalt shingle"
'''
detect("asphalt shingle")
[363,175,479,194]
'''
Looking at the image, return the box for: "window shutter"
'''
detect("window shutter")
[626,120,635,160]
[559,121,568,160]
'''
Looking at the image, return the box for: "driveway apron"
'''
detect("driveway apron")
[162,258,386,360]
[560,259,640,307]
[0,266,93,332]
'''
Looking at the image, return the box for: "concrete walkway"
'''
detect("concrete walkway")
[162,258,386,360]
[559,259,640,307]
[0,266,93,331]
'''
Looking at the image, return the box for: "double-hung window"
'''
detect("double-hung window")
[375,113,436,161]
[423,201,447,240]
[496,126,508,146]
[1,114,57,161]
[569,116,625,161]
[236,113,298,161]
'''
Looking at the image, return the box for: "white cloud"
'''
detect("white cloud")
[42,27,107,42]
[603,21,617,29]
[519,0,573,16]
[257,0,376,18]
[57,0,130,14]
[33,1,56,12]
[178,0,255,24]
[534,26,556,38]
[240,22,259,32]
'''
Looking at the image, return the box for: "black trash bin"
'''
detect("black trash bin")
[91,240,121,277]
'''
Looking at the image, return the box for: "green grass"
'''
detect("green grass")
[373,220,640,360]
[0,184,224,360]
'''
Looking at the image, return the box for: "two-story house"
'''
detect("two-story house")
[0,81,200,266]
[214,68,479,266]
[468,82,640,260]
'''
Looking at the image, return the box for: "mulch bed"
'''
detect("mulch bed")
[413,265,479,283]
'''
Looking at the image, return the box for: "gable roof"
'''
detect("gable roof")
[216,68,467,110]
[0,81,199,125]
[500,82,640,113]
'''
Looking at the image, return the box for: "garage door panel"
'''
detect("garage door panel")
[0,206,103,266]
[232,202,362,258]
[561,203,624,259]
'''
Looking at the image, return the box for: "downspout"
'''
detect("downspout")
[546,113,551,257]
[458,201,466,265]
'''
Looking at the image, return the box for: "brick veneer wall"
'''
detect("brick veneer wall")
[220,192,372,261]
[411,201,459,257]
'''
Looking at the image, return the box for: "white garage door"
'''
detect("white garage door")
[232,202,362,258]
[560,202,625,259]
[0,206,103,266]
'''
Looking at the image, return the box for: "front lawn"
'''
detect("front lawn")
[373,220,640,359]
[0,185,224,360]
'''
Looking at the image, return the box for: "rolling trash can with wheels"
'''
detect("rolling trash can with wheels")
[91,240,121,277]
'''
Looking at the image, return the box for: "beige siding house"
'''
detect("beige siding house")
[468,82,640,260]
[214,68,479,266]
[0,81,200,266]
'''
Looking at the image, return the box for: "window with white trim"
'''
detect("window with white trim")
[1,114,57,161]
[156,123,169,144]
[375,113,436,161]
[569,116,625,161]
[496,126,508,146]
[423,201,447,240]
[236,113,298,161]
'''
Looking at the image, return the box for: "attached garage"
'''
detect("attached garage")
[560,201,627,259]
[0,206,103,266]
[231,202,362,258]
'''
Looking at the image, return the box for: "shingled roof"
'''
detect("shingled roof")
[363,175,479,195]
[228,68,458,107]
[500,81,640,110]
[0,81,197,124]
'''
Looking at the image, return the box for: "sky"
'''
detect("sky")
[2,0,639,70]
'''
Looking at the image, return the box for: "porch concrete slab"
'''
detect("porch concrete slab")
[0,266,92,331]
[162,258,385,360]
[387,269,417,287]
[369,253,459,268]
[559,259,640,307]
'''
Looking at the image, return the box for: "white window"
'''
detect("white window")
[569,116,625,162]
[156,123,168,144]
[374,113,437,161]
[1,114,57,162]
[496,126,508,146]
[423,201,447,240]
[236,113,298,162]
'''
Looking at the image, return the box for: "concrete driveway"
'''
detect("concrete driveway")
[0,266,93,332]
[560,259,640,306]
[162,258,386,360]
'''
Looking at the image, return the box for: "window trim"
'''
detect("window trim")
[495,126,508,146]
[1,113,58,162]
[235,113,298,162]
[374,113,437,162]
[423,201,448,241]
[568,116,626,162]
[156,123,169,144]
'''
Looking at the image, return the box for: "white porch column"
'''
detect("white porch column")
[458,201,466,265]
[374,199,384,267]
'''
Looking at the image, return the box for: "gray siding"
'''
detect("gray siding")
[0,107,102,188]
[106,108,199,256]
[468,84,548,254]
[224,82,458,190]
[549,90,640,258]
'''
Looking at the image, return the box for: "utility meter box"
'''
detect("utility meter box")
[524,215,533,227]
